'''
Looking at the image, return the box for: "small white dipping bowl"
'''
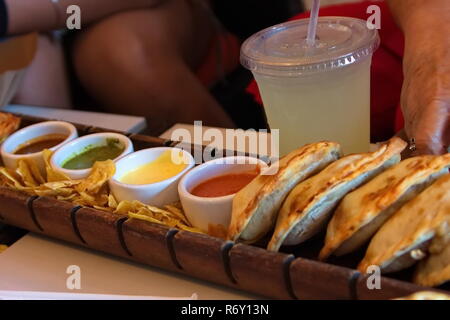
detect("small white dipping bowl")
[51,132,134,180]
[178,156,267,233]
[1,121,78,172]
[109,147,195,207]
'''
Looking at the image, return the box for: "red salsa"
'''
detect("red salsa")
[191,171,259,198]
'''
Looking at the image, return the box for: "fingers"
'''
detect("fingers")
[404,100,449,156]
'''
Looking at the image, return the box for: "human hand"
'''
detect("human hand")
[400,16,450,156]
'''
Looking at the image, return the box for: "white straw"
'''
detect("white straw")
[306,0,321,45]
[0,290,198,300]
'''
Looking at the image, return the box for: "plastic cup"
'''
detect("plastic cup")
[241,17,380,155]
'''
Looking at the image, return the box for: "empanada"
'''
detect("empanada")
[267,138,407,252]
[0,112,20,143]
[358,174,450,274]
[395,291,450,300]
[319,155,450,260]
[228,142,341,243]
[413,222,450,287]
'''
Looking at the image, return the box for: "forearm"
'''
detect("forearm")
[387,0,450,71]
[387,0,450,155]
[5,0,165,35]
[387,0,450,32]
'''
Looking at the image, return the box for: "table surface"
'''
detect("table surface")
[0,110,260,299]
[0,234,257,299]
[2,104,147,134]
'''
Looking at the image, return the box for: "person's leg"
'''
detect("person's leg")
[73,0,234,134]
[13,34,72,108]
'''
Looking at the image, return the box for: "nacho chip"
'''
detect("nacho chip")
[108,194,118,209]
[43,149,70,182]
[2,148,200,234]
[129,212,164,225]
[0,167,31,191]
[17,160,40,187]
[25,159,45,185]
[164,203,190,225]
[76,160,115,194]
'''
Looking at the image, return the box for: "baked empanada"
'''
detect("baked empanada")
[267,138,407,252]
[413,222,450,287]
[0,112,20,143]
[228,142,341,243]
[319,155,450,260]
[358,174,450,274]
[395,291,450,300]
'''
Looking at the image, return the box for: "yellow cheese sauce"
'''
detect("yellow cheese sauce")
[119,150,187,185]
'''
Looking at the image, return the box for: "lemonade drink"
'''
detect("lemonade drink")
[241,17,379,155]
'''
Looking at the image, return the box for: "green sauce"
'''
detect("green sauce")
[62,138,125,170]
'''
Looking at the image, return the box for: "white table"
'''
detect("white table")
[2,104,147,134]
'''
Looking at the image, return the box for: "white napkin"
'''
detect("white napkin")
[0,290,198,300]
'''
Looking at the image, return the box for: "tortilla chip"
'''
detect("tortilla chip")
[25,159,45,185]
[43,149,70,182]
[17,160,40,187]
[76,160,115,194]
[108,194,118,209]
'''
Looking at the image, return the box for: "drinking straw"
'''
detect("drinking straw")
[306,0,321,46]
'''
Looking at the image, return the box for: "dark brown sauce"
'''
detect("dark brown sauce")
[14,134,67,155]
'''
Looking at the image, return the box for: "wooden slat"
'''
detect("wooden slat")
[0,187,40,232]
[121,219,178,271]
[16,115,92,136]
[32,197,83,245]
[172,231,235,286]
[74,207,129,258]
[129,134,170,151]
[87,126,128,136]
[229,244,294,299]
[290,258,358,300]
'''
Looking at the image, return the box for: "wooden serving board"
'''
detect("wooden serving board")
[0,114,448,300]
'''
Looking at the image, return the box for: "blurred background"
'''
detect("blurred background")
[0,0,363,135]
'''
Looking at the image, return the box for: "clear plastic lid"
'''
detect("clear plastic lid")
[241,17,380,76]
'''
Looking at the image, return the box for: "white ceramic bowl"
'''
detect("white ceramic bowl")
[51,132,134,180]
[178,156,267,233]
[109,147,195,207]
[1,121,78,172]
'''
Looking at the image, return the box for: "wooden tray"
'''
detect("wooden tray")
[0,114,448,300]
